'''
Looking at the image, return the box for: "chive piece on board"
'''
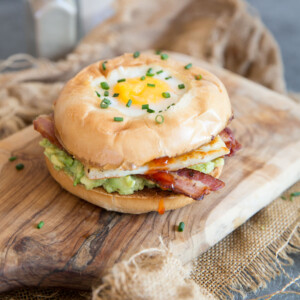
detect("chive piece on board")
[147,83,156,87]
[95,91,101,98]
[37,221,44,229]
[117,78,126,83]
[156,70,163,74]
[113,93,119,97]
[133,51,140,58]
[155,114,164,124]
[147,108,155,113]
[140,76,146,81]
[104,91,109,96]
[162,92,171,98]
[165,76,172,80]
[142,104,149,109]
[9,156,17,162]
[114,117,123,122]
[100,98,111,109]
[16,163,24,170]
[184,63,192,70]
[126,99,132,107]
[178,222,185,232]
[100,82,110,90]
[178,84,185,89]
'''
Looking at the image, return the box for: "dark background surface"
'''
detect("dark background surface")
[0,0,299,299]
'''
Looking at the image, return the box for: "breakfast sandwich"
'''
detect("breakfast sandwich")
[34,52,241,214]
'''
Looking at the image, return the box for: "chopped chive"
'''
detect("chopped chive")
[142,104,149,110]
[113,93,119,97]
[162,92,170,98]
[100,82,109,90]
[156,70,163,75]
[100,98,111,109]
[126,99,132,107]
[16,163,24,170]
[146,68,154,77]
[114,117,123,122]
[140,76,146,81]
[102,61,107,71]
[290,192,300,197]
[104,91,109,96]
[117,78,126,83]
[37,221,44,229]
[165,76,172,80]
[147,83,156,87]
[95,91,101,98]
[184,63,192,70]
[195,74,202,80]
[178,222,185,232]
[155,50,162,55]
[160,53,168,60]
[147,108,155,113]
[178,84,185,89]
[133,51,140,58]
[155,114,164,124]
[158,110,163,113]
[9,156,17,162]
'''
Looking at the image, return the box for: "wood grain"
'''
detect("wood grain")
[0,52,299,292]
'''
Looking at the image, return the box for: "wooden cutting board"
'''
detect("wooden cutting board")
[0,53,299,292]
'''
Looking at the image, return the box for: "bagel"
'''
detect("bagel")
[34,52,240,214]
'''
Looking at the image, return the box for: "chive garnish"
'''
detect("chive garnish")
[113,93,119,97]
[126,99,132,107]
[147,83,155,87]
[104,91,109,96]
[95,91,101,98]
[117,78,126,83]
[178,84,185,89]
[133,51,140,58]
[165,76,172,80]
[290,192,300,197]
[146,68,154,77]
[100,98,111,109]
[16,163,24,170]
[102,61,107,71]
[114,117,123,122]
[140,76,146,81]
[156,70,163,74]
[142,104,149,109]
[37,221,44,229]
[195,74,202,80]
[155,115,164,124]
[178,222,185,232]
[184,63,192,70]
[162,92,170,98]
[100,82,109,90]
[160,53,168,60]
[155,50,162,55]
[9,156,17,162]
[147,108,155,113]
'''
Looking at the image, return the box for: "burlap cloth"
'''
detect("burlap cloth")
[0,0,299,299]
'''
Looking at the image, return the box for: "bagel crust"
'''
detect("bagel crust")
[45,157,224,214]
[54,53,232,170]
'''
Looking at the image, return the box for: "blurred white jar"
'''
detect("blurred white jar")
[25,0,78,60]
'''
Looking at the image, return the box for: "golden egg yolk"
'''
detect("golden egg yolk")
[113,77,171,106]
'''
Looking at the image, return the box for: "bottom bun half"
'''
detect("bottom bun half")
[45,157,224,214]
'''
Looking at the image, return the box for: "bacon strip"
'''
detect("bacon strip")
[144,168,225,200]
[33,114,63,149]
[219,127,241,157]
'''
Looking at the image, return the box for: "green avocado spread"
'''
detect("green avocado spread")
[40,139,224,195]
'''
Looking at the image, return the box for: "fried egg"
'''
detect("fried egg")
[91,65,188,117]
[86,135,229,179]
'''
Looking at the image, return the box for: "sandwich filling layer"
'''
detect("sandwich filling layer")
[40,138,224,195]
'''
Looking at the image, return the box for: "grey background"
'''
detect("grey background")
[0,0,299,299]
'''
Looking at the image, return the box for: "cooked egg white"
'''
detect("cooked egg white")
[91,65,188,117]
[86,135,229,179]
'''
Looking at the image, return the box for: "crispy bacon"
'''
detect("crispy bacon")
[33,114,63,149]
[144,168,225,200]
[219,127,241,157]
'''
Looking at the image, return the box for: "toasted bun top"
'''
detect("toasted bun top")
[54,52,232,170]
